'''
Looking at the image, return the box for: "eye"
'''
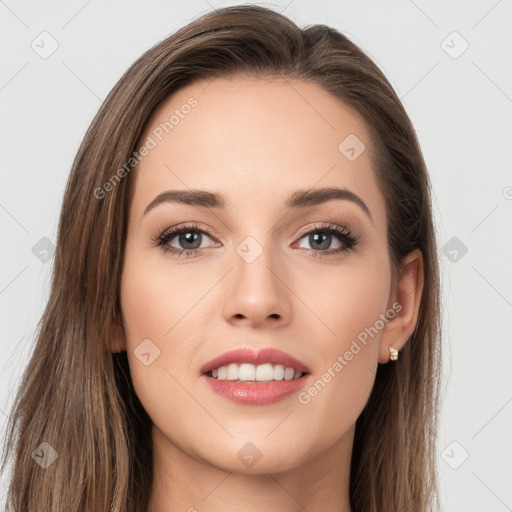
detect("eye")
[153,222,219,258]
[295,222,359,256]
[152,221,359,259]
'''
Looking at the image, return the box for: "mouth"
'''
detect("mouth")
[200,346,310,379]
[200,347,311,405]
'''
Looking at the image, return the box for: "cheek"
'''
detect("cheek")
[293,256,389,414]
[120,247,182,400]
[295,254,391,348]
[121,279,162,339]
[120,242,195,342]
[120,271,198,446]
[119,240,216,400]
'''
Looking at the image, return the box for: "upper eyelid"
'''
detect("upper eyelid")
[160,223,216,239]
[295,222,352,238]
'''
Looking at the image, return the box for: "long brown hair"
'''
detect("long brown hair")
[1,5,442,511]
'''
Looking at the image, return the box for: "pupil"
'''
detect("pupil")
[311,233,330,250]
[179,231,201,249]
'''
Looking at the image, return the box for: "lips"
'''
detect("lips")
[200,347,311,376]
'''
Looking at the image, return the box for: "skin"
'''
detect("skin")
[114,77,423,512]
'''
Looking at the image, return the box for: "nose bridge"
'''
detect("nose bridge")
[222,232,291,326]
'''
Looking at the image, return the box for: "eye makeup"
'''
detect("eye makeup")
[151,220,360,259]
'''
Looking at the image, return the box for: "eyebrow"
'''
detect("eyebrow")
[143,186,372,221]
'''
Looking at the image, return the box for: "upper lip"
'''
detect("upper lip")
[200,347,311,375]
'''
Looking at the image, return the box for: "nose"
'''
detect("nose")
[221,244,292,329]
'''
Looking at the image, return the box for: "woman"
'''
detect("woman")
[1,5,442,511]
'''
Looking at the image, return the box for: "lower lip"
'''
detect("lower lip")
[201,374,310,405]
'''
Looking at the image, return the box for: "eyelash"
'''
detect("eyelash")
[152,221,359,259]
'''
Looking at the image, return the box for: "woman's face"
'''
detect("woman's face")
[120,77,397,474]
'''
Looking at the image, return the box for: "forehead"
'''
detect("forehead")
[129,77,386,228]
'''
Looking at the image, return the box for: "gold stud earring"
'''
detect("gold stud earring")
[389,346,398,361]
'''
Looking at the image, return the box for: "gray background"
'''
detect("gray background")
[1,0,511,510]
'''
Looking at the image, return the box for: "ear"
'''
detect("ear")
[109,317,127,353]
[378,248,424,364]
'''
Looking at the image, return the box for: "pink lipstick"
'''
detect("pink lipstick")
[200,347,311,405]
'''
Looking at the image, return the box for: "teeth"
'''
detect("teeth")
[209,362,304,381]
